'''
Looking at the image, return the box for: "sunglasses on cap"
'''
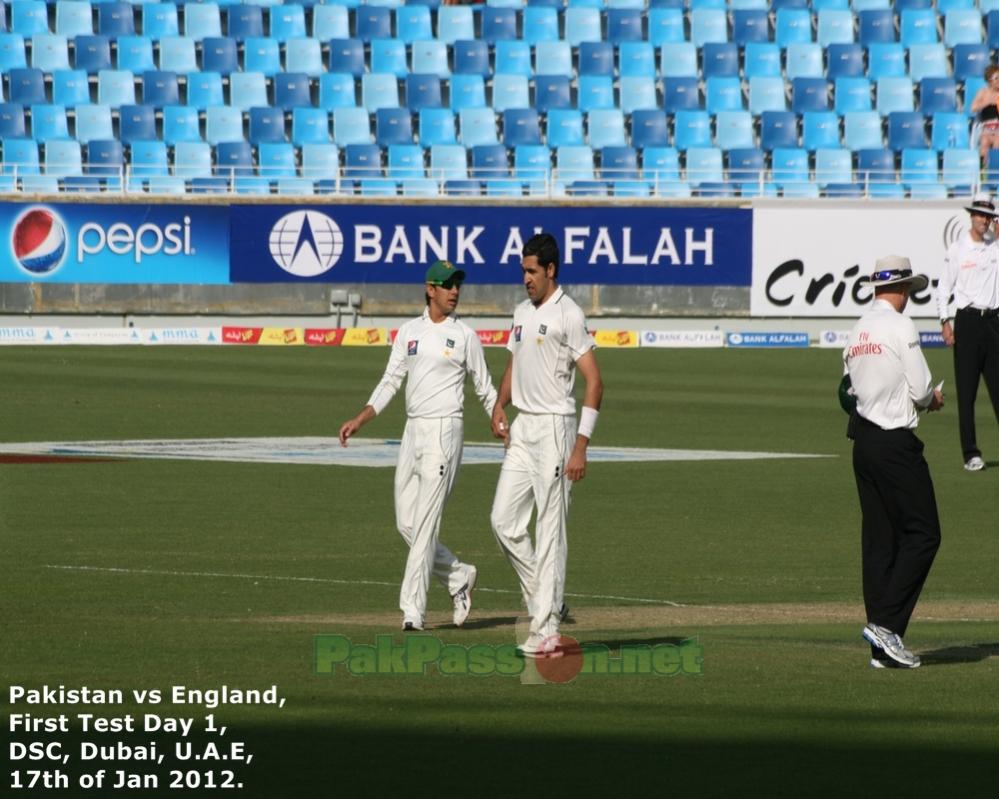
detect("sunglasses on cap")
[436,278,462,289]
[872,268,913,281]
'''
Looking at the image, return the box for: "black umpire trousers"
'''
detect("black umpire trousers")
[953,307,999,461]
[852,415,941,637]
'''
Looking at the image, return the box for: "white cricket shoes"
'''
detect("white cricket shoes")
[452,566,477,628]
[964,456,985,472]
[517,632,564,659]
[862,624,920,668]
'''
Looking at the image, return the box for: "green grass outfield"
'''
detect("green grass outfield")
[1,346,997,797]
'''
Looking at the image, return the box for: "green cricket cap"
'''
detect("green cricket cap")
[425,260,465,286]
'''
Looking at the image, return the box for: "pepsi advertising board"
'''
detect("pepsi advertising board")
[229,204,752,285]
[0,204,230,283]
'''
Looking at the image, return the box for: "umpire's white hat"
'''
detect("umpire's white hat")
[963,193,999,217]
[869,255,929,292]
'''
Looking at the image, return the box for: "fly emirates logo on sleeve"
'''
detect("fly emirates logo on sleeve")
[847,331,883,359]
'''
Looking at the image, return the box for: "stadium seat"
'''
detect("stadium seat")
[564,8,602,47]
[257,141,296,179]
[44,139,82,176]
[0,34,28,72]
[648,8,684,46]
[437,6,474,44]
[374,107,413,147]
[470,143,508,178]
[817,9,855,46]
[32,34,71,72]
[908,43,950,83]
[618,42,656,78]
[143,3,179,40]
[732,10,769,45]
[481,7,517,44]
[630,110,669,149]
[291,107,330,145]
[802,110,841,150]
[201,37,238,75]
[727,147,765,182]
[11,1,47,36]
[577,42,613,78]
[705,77,743,113]
[87,138,123,181]
[931,112,969,150]
[588,109,627,149]
[835,77,872,114]
[396,5,432,44]
[370,38,408,79]
[858,9,895,45]
[285,38,322,77]
[743,43,781,79]
[577,75,615,112]
[129,139,169,177]
[184,71,222,110]
[749,77,787,114]
[96,69,135,106]
[491,74,529,112]
[404,73,441,111]
[900,9,938,45]
[607,9,643,44]
[362,73,400,112]
[328,39,365,77]
[620,77,658,115]
[31,104,70,142]
[514,144,550,182]
[243,37,279,76]
[953,43,990,81]
[521,7,559,46]
[660,43,698,78]
[216,140,254,178]
[855,149,894,184]
[316,73,355,111]
[449,75,486,110]
[53,69,91,106]
[771,147,809,188]
[759,110,799,150]
[942,147,977,187]
[184,3,222,38]
[642,145,680,184]
[355,6,392,42]
[775,9,812,46]
[673,110,712,149]
[1,138,40,176]
[888,111,927,150]
[419,107,456,146]
[877,77,915,115]
[118,104,156,144]
[493,40,531,76]
[556,145,595,183]
[601,146,640,181]
[537,41,572,78]
[900,147,938,184]
[684,146,723,185]
[273,73,312,111]
[453,40,489,76]
[205,106,244,144]
[56,2,94,37]
[301,142,339,179]
[248,106,287,145]
[534,75,572,114]
[333,107,372,145]
[792,78,830,113]
[312,5,349,41]
[786,43,824,80]
[163,106,200,145]
[270,4,306,42]
[412,40,450,78]
[388,143,426,179]
[172,141,212,177]
[944,9,982,47]
[229,71,267,111]
[715,111,754,150]
[826,44,865,82]
[663,77,700,113]
[9,68,46,105]
[502,108,541,147]
[226,5,263,41]
[460,107,498,147]
[97,2,134,37]
[844,111,884,149]
[920,78,958,114]
[429,144,467,180]
[866,43,905,80]
[547,109,585,147]
[0,104,27,138]
[702,43,739,79]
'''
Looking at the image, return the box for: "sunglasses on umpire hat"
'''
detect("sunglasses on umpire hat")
[871,268,914,282]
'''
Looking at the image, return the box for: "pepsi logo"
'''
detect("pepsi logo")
[12,207,67,275]
[268,211,343,277]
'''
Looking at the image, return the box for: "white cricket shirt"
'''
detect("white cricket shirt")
[844,299,935,430]
[936,232,999,321]
[507,287,596,415]
[367,310,497,419]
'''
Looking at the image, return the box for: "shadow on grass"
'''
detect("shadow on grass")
[577,635,692,649]
[920,642,999,666]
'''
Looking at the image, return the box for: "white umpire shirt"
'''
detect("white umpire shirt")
[367,310,497,419]
[936,232,999,321]
[844,298,935,430]
[508,287,596,415]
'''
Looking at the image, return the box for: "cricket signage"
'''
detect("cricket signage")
[229,204,752,285]
[751,203,956,318]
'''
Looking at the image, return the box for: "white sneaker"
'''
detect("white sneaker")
[517,632,564,659]
[964,456,985,472]
[452,566,477,628]
[862,624,920,668]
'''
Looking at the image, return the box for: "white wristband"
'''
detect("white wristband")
[578,406,599,439]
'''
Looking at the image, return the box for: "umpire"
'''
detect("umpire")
[936,193,999,472]
[844,255,944,669]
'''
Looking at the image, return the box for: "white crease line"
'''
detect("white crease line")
[42,564,685,608]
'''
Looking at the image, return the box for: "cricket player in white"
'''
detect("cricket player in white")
[490,233,604,658]
[339,260,497,631]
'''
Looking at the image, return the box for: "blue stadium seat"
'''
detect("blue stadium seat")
[143,3,179,40]
[743,43,781,78]
[291,107,330,145]
[564,8,602,47]
[547,108,584,147]
[1,138,40,175]
[317,72,355,111]
[184,3,222,38]
[96,2,134,36]
[684,146,723,185]
[953,43,989,81]
[732,10,769,45]
[514,144,550,182]
[493,40,531,76]
[189,177,229,195]
[481,7,518,43]
[690,9,728,47]
[144,176,187,195]
[186,71,224,110]
[453,40,489,76]
[866,43,905,79]
[269,4,305,42]
[702,43,739,79]
[835,77,872,113]
[631,110,669,149]
[449,74,486,110]
[274,73,312,110]
[53,69,91,106]
[502,108,541,147]
[534,75,572,113]
[285,37,322,77]
[371,38,408,78]
[356,6,392,42]
[395,5,431,44]
[437,6,474,44]
[405,73,441,111]
[97,69,135,106]
[775,9,812,46]
[802,110,841,149]
[87,138,123,182]
[375,106,413,146]
[942,148,977,186]
[429,144,467,180]
[673,110,712,149]
[900,147,938,185]
[32,34,71,72]
[333,106,372,145]
[312,5,349,41]
[607,9,643,44]
[362,72,400,112]
[13,0,50,35]
[642,145,680,184]
[660,43,698,78]
[618,42,655,78]
[663,77,700,113]
[988,11,999,50]
[536,41,572,77]
[578,42,614,77]
[459,107,498,147]
[73,35,111,72]
[56,2,94,37]
[387,143,425,179]
[0,104,26,138]
[557,145,595,183]
[785,43,824,80]
[163,105,201,144]
[419,107,456,146]
[771,146,809,188]
[920,78,958,114]
[521,7,559,46]
[824,182,864,197]
[412,40,450,78]
[215,140,254,177]
[229,71,268,110]
[908,43,950,83]
[9,68,46,105]
[0,34,28,72]
[827,44,865,80]
[931,111,969,150]
[226,5,263,41]
[858,9,895,45]
[172,141,212,177]
[648,8,685,46]
[792,78,830,113]
[301,142,339,179]
[129,139,168,177]
[844,111,884,149]
[944,9,983,47]
[243,37,279,76]
[44,139,82,176]
[249,106,287,144]
[470,143,508,178]
[748,77,787,114]
[705,77,743,113]
[258,141,297,178]
[601,146,640,180]
[876,77,915,115]
[205,105,245,144]
[588,108,627,149]
[200,37,237,75]
[964,77,985,116]
[118,104,156,144]
[577,76,614,112]
[491,73,529,112]
[759,110,798,150]
[328,39,365,78]
[887,111,927,150]
[400,178,440,197]
[900,9,938,45]
[818,9,855,46]
[116,35,154,74]
[726,147,765,182]
[715,111,754,150]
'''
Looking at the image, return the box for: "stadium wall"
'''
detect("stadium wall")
[0,197,965,319]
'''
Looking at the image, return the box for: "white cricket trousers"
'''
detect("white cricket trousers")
[490,412,575,637]
[395,416,469,625]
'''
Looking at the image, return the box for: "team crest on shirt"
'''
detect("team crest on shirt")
[407,340,418,356]
[446,338,455,348]
[514,325,522,342]
[539,324,547,335]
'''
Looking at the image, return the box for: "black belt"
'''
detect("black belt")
[958,306,999,318]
